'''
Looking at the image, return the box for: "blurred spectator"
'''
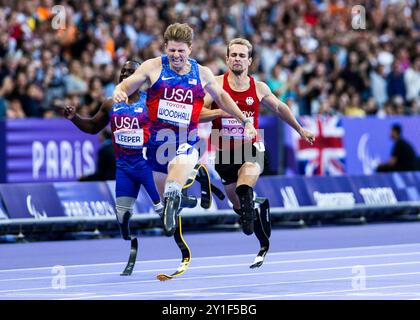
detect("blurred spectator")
[0,0,418,118]
[79,128,116,181]
[6,99,25,119]
[387,61,406,101]
[64,60,88,96]
[345,94,366,117]
[377,124,417,172]
[404,57,420,104]
[370,64,388,109]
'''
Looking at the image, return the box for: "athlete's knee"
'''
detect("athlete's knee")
[238,162,261,179]
[115,197,136,223]
[115,197,136,240]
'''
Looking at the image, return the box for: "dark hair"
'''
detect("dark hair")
[392,123,401,135]
[124,60,141,68]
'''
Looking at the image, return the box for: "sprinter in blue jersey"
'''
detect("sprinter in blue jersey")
[113,23,257,237]
[63,61,163,239]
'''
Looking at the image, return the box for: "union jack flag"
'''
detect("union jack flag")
[292,116,346,176]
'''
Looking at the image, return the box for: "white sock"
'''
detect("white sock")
[164,181,182,198]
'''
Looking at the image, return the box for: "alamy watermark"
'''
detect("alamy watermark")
[351,265,366,290]
[351,5,366,30]
[51,265,66,289]
[51,5,66,30]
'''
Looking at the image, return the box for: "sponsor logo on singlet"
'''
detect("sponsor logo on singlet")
[157,88,194,126]
[114,129,144,148]
[113,116,144,148]
[221,111,254,138]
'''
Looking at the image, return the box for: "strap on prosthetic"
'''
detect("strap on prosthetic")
[182,164,225,209]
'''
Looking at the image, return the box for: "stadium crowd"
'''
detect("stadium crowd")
[0,0,419,119]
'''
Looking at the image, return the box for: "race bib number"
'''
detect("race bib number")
[114,129,144,148]
[157,100,193,126]
[221,117,254,138]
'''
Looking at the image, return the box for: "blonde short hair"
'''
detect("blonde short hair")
[164,23,194,47]
[227,38,253,58]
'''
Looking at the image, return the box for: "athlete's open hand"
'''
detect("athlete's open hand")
[113,86,128,103]
[244,122,258,140]
[63,105,76,120]
[299,128,315,145]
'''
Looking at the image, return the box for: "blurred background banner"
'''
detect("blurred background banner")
[0,119,100,183]
[284,115,420,176]
[0,199,8,220]
[284,115,347,176]
[0,183,64,219]
[54,181,116,218]
[253,176,312,208]
[0,173,419,225]
[342,116,420,175]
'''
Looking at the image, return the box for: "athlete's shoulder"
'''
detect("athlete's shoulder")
[197,65,215,85]
[141,57,162,70]
[255,80,271,94]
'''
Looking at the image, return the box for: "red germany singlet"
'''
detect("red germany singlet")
[211,72,260,150]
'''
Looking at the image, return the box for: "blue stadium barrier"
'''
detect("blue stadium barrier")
[0,172,419,236]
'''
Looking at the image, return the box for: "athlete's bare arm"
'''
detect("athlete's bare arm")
[257,81,315,144]
[199,66,256,138]
[63,98,113,134]
[113,58,161,103]
[198,75,231,123]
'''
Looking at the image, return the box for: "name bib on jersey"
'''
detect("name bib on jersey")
[114,129,144,148]
[157,100,193,126]
[221,117,254,138]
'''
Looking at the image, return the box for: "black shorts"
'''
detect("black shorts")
[214,142,265,185]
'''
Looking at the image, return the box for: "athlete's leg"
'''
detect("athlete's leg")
[235,162,260,235]
[115,166,140,240]
[162,147,199,236]
[115,197,136,240]
[153,171,166,199]
[250,197,271,268]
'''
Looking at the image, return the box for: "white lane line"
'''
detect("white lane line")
[1,242,420,273]
[60,271,420,300]
[3,259,420,296]
[264,283,420,299]
[2,250,420,283]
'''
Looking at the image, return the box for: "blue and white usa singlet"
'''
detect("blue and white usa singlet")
[145,55,206,172]
[109,92,159,201]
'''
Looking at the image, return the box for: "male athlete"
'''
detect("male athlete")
[200,38,314,267]
[64,61,162,232]
[113,24,257,237]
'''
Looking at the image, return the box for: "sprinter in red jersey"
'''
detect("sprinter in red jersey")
[200,38,314,267]
[113,24,257,237]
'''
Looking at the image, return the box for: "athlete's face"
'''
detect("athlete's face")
[119,62,139,83]
[165,41,192,71]
[226,44,252,76]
